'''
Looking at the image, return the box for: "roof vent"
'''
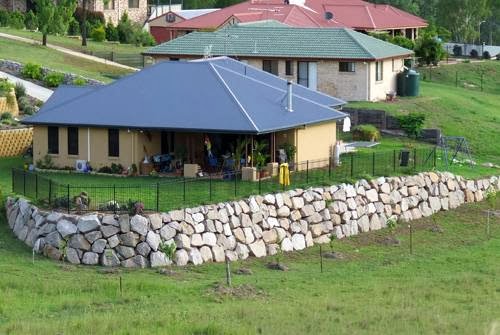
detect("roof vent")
[324,11,334,20]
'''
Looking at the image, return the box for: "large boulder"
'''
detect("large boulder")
[82,252,99,265]
[174,249,189,266]
[56,220,77,238]
[146,231,161,251]
[77,215,100,233]
[68,234,91,251]
[150,251,170,267]
[291,234,306,250]
[101,249,120,267]
[130,215,148,236]
[248,239,266,257]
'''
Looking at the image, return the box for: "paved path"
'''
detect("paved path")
[0,70,53,102]
[0,32,139,72]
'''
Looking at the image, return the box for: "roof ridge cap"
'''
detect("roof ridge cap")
[208,62,259,132]
[344,28,375,59]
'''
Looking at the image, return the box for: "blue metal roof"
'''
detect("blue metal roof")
[23,57,346,134]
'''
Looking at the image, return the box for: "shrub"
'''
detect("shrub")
[415,34,444,66]
[21,63,43,80]
[132,29,156,46]
[117,13,134,44]
[22,104,38,115]
[391,36,414,50]
[110,163,123,174]
[483,51,491,60]
[67,17,80,35]
[470,49,479,58]
[1,112,12,120]
[7,10,24,29]
[352,124,381,142]
[36,154,55,169]
[452,45,462,56]
[24,10,37,30]
[105,21,119,41]
[98,166,113,174]
[397,113,426,139]
[72,77,87,86]
[14,82,26,99]
[497,54,500,61]
[44,72,65,88]
[17,96,31,111]
[73,7,105,30]
[91,25,106,42]
[0,9,9,27]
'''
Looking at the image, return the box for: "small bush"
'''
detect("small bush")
[497,54,500,61]
[72,77,87,86]
[452,44,462,56]
[21,63,43,80]
[0,9,9,27]
[483,51,491,59]
[24,10,37,30]
[17,96,31,110]
[105,21,119,42]
[132,29,156,47]
[1,112,12,120]
[352,124,381,142]
[36,154,55,169]
[67,17,80,35]
[117,13,134,44]
[91,25,106,42]
[111,163,124,174]
[391,36,414,50]
[22,104,38,115]
[7,10,24,29]
[397,113,426,139]
[98,166,113,174]
[44,72,65,88]
[14,82,26,98]
[470,49,479,58]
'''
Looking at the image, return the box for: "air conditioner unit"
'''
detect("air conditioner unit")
[75,160,88,172]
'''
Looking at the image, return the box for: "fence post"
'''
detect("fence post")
[111,51,115,62]
[183,177,186,203]
[234,172,237,198]
[306,160,309,184]
[481,72,484,92]
[372,152,376,176]
[113,184,117,214]
[258,170,262,194]
[23,170,26,195]
[393,149,397,172]
[142,55,146,68]
[455,71,458,87]
[433,147,437,168]
[67,184,70,214]
[413,148,417,171]
[156,182,159,212]
[350,154,354,177]
[35,173,38,199]
[328,156,332,178]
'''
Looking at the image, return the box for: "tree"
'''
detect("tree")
[414,30,445,65]
[35,0,76,46]
[437,0,491,43]
[81,0,88,46]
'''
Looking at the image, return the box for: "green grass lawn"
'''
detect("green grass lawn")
[419,60,500,95]
[0,37,133,82]
[0,27,147,54]
[0,181,499,334]
[349,79,500,165]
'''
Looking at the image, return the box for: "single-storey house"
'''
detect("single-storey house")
[149,0,427,44]
[143,24,414,102]
[23,57,347,177]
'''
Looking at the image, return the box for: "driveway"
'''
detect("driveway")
[0,70,53,102]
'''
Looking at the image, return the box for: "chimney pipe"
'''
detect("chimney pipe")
[287,81,293,112]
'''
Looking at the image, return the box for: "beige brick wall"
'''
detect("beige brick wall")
[80,0,148,25]
[369,58,404,101]
[0,0,26,11]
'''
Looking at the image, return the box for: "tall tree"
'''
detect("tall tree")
[81,0,88,46]
[35,0,77,46]
[437,0,491,43]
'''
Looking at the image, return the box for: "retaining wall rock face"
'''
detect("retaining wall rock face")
[6,172,500,268]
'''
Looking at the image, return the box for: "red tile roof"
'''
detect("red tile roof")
[169,0,426,30]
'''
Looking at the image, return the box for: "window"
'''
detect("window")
[262,60,278,75]
[285,60,293,76]
[339,62,356,72]
[297,61,317,90]
[161,131,175,154]
[375,61,383,81]
[169,57,179,61]
[67,127,79,155]
[108,129,119,157]
[104,0,115,9]
[47,126,59,154]
[128,0,139,8]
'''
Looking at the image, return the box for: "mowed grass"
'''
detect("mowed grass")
[0,37,133,82]
[349,79,500,165]
[0,27,147,54]
[1,182,500,334]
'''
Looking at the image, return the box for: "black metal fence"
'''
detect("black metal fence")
[81,50,154,69]
[12,147,437,213]
[420,67,492,93]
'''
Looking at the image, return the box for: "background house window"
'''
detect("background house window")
[262,60,278,75]
[48,126,59,154]
[128,0,139,8]
[285,60,293,76]
[339,62,356,72]
[67,127,79,155]
[104,0,115,9]
[297,61,317,90]
[376,61,383,81]
[108,129,119,157]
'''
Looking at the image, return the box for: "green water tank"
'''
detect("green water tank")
[397,72,407,96]
[405,70,420,97]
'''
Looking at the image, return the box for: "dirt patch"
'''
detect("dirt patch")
[210,283,265,300]
[429,225,444,233]
[379,236,401,246]
[235,268,253,275]
[322,251,345,260]
[266,262,289,271]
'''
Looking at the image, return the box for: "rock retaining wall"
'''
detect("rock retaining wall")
[5,172,500,268]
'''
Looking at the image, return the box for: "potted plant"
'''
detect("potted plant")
[253,140,269,178]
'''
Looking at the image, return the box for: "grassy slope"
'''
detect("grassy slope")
[349,80,500,165]
[1,170,500,334]
[0,37,132,82]
[0,27,147,54]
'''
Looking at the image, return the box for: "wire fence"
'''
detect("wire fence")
[420,67,492,93]
[12,147,437,213]
[81,50,154,69]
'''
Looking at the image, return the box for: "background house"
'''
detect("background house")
[144,24,414,102]
[149,0,427,43]
[23,57,346,174]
